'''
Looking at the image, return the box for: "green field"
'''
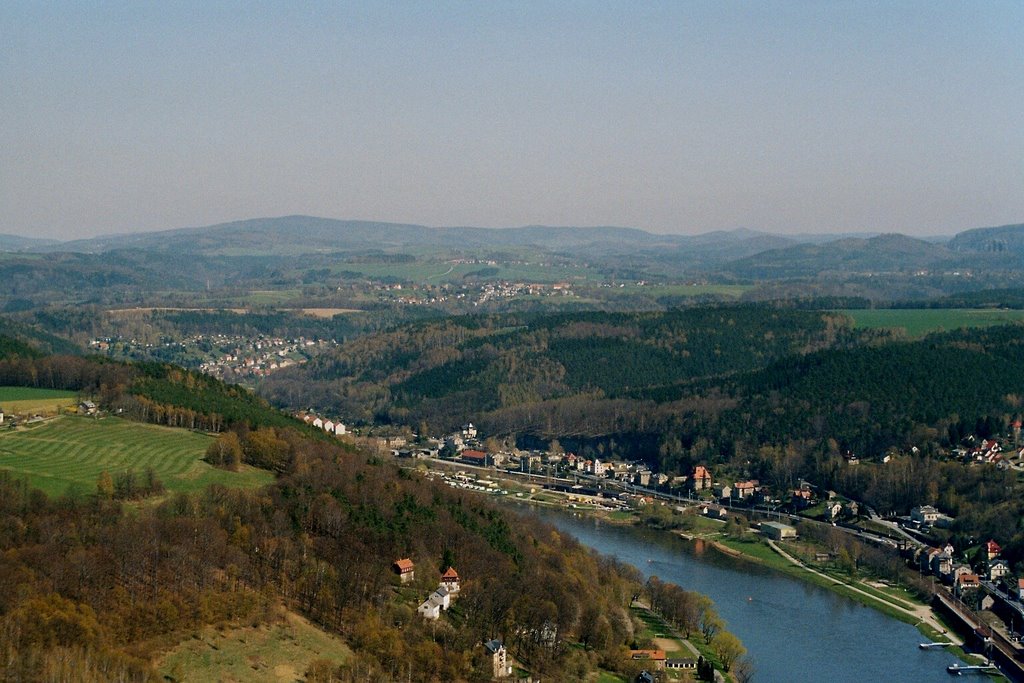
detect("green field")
[0,415,273,497]
[0,386,79,415]
[158,610,350,682]
[0,387,77,402]
[838,308,1024,338]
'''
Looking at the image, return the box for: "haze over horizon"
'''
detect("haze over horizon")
[3,2,1023,241]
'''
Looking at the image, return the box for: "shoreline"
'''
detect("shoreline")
[517,499,988,670]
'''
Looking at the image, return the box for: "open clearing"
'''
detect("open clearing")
[0,386,78,415]
[157,610,350,682]
[292,307,362,318]
[0,415,272,497]
[838,308,1024,338]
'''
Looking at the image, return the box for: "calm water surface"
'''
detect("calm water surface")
[528,507,960,683]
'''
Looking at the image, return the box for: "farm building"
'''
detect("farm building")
[761,522,797,540]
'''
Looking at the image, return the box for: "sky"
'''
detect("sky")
[2,1,1023,240]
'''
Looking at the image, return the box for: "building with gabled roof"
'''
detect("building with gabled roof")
[393,558,415,583]
[441,566,460,593]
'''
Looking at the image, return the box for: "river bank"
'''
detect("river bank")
[510,497,993,673]
[526,505,997,683]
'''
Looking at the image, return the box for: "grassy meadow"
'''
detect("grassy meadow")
[838,308,1024,338]
[157,610,350,683]
[0,386,78,415]
[0,415,272,498]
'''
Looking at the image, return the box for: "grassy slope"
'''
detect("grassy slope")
[838,308,1024,338]
[0,387,78,401]
[0,415,272,497]
[157,610,351,683]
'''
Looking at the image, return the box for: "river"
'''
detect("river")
[527,507,962,682]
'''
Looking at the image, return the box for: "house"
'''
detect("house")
[440,566,460,593]
[986,539,1002,560]
[956,573,980,591]
[1017,578,1024,601]
[78,401,98,415]
[732,480,759,500]
[761,522,797,541]
[333,422,347,435]
[483,639,511,679]
[824,501,843,521]
[462,423,477,439]
[633,470,651,487]
[393,558,415,584]
[666,658,697,670]
[432,585,451,610]
[713,483,732,500]
[911,505,940,525]
[989,559,1011,581]
[461,449,488,466]
[323,420,335,433]
[933,552,953,577]
[691,465,712,491]
[417,595,443,620]
[792,487,813,507]
[952,564,974,582]
[311,417,323,429]
[629,650,666,669]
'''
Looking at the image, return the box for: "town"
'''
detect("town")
[89,333,336,382]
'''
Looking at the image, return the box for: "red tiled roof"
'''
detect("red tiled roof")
[441,566,459,580]
[630,649,667,661]
[394,558,414,572]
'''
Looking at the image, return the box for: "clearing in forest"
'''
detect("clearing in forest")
[0,415,272,497]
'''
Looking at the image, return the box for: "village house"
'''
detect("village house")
[312,417,323,429]
[956,573,980,591]
[629,650,666,670]
[910,505,940,525]
[417,595,443,620]
[824,501,843,521]
[441,566,460,593]
[691,465,712,491]
[462,422,477,439]
[393,558,415,584]
[483,639,512,679]
[732,480,760,500]
[633,470,651,487]
[952,564,974,582]
[78,401,98,415]
[1018,578,1024,601]
[431,585,451,610]
[791,487,813,508]
[986,539,1003,561]
[989,559,1011,581]
[666,658,697,671]
[461,449,489,467]
[713,483,732,500]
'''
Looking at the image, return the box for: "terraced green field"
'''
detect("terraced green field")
[838,308,1024,338]
[0,415,273,497]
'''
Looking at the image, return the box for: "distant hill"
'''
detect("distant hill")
[0,233,59,251]
[720,233,957,279]
[947,222,1024,255]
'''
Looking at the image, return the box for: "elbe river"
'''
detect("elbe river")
[528,507,962,683]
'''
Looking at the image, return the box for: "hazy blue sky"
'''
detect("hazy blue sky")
[2,2,1022,239]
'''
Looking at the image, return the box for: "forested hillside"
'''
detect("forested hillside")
[0,340,735,682]
[261,306,863,432]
